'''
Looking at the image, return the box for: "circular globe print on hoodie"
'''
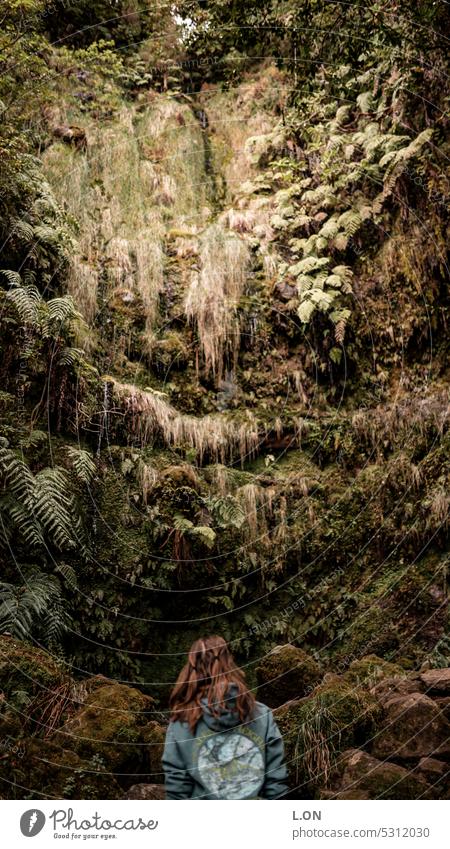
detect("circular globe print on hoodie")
[197,730,265,799]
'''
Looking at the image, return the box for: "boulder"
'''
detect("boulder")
[371,692,450,761]
[0,737,121,799]
[420,668,450,695]
[126,783,166,799]
[256,645,322,708]
[0,636,65,703]
[435,697,450,721]
[52,681,161,774]
[344,655,406,688]
[141,720,166,781]
[328,749,430,800]
[274,675,380,795]
[370,675,423,703]
[415,757,449,783]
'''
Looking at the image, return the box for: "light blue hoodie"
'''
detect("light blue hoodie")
[162,683,288,799]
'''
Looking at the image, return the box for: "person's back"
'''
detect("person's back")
[162,636,288,800]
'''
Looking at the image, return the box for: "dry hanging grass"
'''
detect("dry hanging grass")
[110,379,259,466]
[184,223,250,381]
[236,483,268,539]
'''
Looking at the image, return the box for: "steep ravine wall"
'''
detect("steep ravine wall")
[0,46,449,800]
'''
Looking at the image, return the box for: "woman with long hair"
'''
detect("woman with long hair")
[162,635,288,799]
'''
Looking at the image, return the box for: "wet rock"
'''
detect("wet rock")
[126,783,166,799]
[274,280,297,301]
[420,668,450,695]
[329,749,430,800]
[256,645,322,708]
[371,692,450,761]
[52,681,159,774]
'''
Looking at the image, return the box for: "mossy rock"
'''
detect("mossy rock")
[52,681,156,775]
[371,692,450,761]
[159,464,202,491]
[141,720,166,782]
[0,636,66,704]
[0,737,122,799]
[150,332,189,372]
[256,645,322,708]
[328,749,431,800]
[343,654,406,687]
[274,675,381,797]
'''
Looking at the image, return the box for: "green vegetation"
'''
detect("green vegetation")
[0,0,448,799]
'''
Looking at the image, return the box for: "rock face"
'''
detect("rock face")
[327,749,430,800]
[256,645,322,708]
[371,692,450,761]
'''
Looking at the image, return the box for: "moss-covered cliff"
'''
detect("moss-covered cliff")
[0,0,449,799]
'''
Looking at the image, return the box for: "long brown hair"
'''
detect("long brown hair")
[169,635,256,732]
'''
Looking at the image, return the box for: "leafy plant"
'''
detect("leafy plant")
[0,569,72,649]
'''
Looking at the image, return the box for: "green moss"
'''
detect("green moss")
[343,655,407,688]
[256,645,322,708]
[0,636,66,704]
[275,675,381,795]
[0,737,121,800]
[52,682,157,773]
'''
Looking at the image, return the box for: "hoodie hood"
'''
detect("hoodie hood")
[200,682,241,730]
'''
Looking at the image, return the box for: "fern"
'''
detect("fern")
[0,447,89,554]
[55,562,78,591]
[0,570,71,648]
[203,494,245,529]
[33,468,79,550]
[1,269,22,287]
[6,284,41,324]
[10,218,34,242]
[173,513,217,549]
[67,447,96,484]
[337,209,362,236]
[20,430,48,449]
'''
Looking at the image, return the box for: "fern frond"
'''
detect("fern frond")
[1,269,22,287]
[67,447,96,484]
[55,562,78,590]
[6,284,41,324]
[10,218,34,242]
[0,446,35,504]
